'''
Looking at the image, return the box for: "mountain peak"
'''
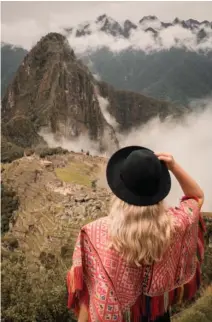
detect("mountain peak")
[186,18,200,26]
[123,19,137,37]
[96,14,124,37]
[139,15,158,23]
[124,19,137,29]
[64,15,211,44]
[173,17,181,24]
[1,33,119,153]
[96,14,107,23]
[31,32,76,60]
[40,32,66,43]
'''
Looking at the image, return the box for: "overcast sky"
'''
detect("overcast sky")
[1,1,212,48]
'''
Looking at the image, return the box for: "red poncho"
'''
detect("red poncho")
[67,196,206,321]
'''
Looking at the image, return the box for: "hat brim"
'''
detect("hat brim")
[106,146,171,206]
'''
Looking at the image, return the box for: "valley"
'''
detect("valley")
[1,9,212,319]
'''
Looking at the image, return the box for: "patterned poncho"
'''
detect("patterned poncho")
[67,196,205,321]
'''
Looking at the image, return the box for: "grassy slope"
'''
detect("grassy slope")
[172,286,212,322]
[1,152,212,322]
[55,160,99,187]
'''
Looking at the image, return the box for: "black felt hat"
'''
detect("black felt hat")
[106,146,171,206]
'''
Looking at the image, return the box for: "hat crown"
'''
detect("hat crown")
[106,145,171,206]
[120,150,162,196]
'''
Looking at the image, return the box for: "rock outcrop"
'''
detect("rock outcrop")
[2,33,119,154]
[98,81,185,131]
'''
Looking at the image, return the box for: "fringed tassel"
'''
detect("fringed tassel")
[142,294,146,318]
[67,266,83,309]
[67,269,74,309]
[74,265,83,290]
[181,263,201,302]
[123,309,131,322]
[196,261,201,290]
[145,296,151,321]
[169,289,175,306]
[131,295,142,322]
[177,285,184,304]
[150,296,160,321]
[158,294,165,317]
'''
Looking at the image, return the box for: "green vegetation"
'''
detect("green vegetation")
[4,116,43,148]
[37,146,69,158]
[1,234,19,250]
[86,47,212,104]
[55,161,99,187]
[1,43,28,97]
[2,42,212,105]
[173,287,212,322]
[1,250,76,322]
[1,154,211,322]
[1,183,20,234]
[202,219,212,285]
[1,135,24,163]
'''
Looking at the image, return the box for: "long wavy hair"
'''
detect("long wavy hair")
[108,196,174,266]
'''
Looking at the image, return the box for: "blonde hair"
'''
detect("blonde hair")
[108,196,173,266]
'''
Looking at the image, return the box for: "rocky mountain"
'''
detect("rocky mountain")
[64,14,212,104]
[65,14,212,41]
[1,33,120,155]
[97,80,184,131]
[2,15,212,103]
[2,32,186,161]
[1,43,28,96]
[85,47,212,104]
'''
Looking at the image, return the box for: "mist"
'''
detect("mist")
[39,128,100,156]
[96,94,119,129]
[2,13,212,54]
[118,99,212,211]
[39,96,212,211]
[67,24,212,55]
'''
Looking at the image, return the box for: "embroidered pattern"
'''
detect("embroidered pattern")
[68,197,204,321]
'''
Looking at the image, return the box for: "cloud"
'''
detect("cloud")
[96,95,119,129]
[86,59,102,81]
[39,128,100,156]
[2,12,212,53]
[68,31,131,54]
[67,23,212,55]
[1,18,66,50]
[118,98,212,211]
[39,94,212,211]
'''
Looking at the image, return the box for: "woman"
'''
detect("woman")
[67,146,205,322]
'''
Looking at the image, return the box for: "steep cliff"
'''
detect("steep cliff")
[2,32,187,159]
[1,33,118,154]
[98,81,186,131]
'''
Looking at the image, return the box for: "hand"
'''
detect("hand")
[154,152,176,171]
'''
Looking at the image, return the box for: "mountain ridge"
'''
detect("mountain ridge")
[65,14,212,40]
[2,32,186,162]
[1,13,212,104]
[1,33,119,155]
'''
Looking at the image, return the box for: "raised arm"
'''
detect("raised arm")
[155,152,204,201]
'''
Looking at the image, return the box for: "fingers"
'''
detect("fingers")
[154,152,172,157]
[158,156,172,162]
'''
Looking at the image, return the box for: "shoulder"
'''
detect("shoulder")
[180,196,203,211]
[169,196,202,230]
[82,217,109,235]
[80,217,110,249]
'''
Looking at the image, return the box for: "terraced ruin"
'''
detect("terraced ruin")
[1,151,212,321]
